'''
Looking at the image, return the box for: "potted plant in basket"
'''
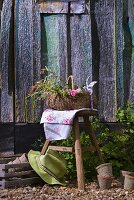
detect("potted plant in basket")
[27,67,97,110]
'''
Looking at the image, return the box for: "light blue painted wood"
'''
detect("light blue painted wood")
[41,14,68,80]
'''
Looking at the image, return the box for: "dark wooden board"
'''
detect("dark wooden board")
[0,0,14,122]
[70,14,92,87]
[0,155,42,189]
[92,0,116,122]
[0,177,41,189]
[116,0,124,107]
[38,0,85,14]
[128,0,134,102]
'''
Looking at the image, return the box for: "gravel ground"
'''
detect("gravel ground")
[0,180,134,200]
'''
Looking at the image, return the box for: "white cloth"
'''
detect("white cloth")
[40,108,92,141]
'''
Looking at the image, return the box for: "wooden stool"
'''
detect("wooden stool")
[41,110,104,190]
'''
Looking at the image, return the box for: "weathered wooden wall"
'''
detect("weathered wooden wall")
[0,0,134,124]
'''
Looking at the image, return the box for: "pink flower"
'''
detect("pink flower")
[63,118,73,125]
[68,88,81,97]
[46,115,55,122]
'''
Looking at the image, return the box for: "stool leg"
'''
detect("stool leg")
[41,140,50,155]
[73,117,85,190]
[84,116,104,163]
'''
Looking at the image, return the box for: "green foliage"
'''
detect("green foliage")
[27,67,85,102]
[116,102,134,171]
[92,102,134,176]
[27,69,68,101]
[31,136,44,151]
[32,102,134,180]
[116,102,134,123]
[52,132,100,181]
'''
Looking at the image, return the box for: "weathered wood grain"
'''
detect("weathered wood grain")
[70,0,85,14]
[0,0,13,122]
[32,2,42,122]
[0,156,42,188]
[15,0,37,122]
[0,177,41,189]
[92,0,116,122]
[39,1,68,13]
[0,170,37,178]
[38,0,85,14]
[41,14,68,81]
[122,0,132,104]
[58,16,68,81]
[116,0,124,107]
[70,14,92,87]
[128,0,134,102]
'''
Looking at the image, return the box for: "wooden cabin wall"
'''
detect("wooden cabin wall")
[0,0,134,125]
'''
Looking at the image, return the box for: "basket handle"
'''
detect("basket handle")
[67,75,75,90]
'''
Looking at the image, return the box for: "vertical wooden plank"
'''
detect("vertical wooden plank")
[41,14,68,81]
[92,0,116,122]
[0,6,1,121]
[70,0,85,14]
[0,1,3,11]
[0,0,13,122]
[128,0,134,102]
[41,15,61,74]
[58,16,68,81]
[70,14,92,86]
[15,0,34,122]
[116,0,124,107]
[32,2,42,122]
[123,0,132,103]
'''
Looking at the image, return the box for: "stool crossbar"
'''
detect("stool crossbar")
[41,110,104,190]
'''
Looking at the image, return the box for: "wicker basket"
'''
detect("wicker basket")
[46,92,96,110]
[46,76,97,110]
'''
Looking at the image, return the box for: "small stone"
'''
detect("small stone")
[32,187,36,192]
[116,188,122,193]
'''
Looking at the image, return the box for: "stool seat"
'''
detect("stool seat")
[41,109,104,190]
